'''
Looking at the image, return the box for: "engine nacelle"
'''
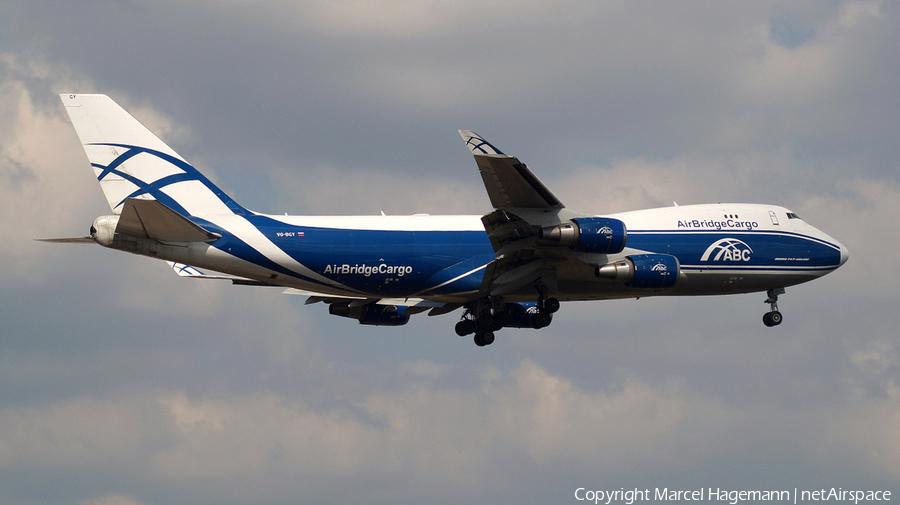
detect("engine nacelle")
[540,217,626,254]
[501,302,540,328]
[595,253,680,290]
[329,303,410,326]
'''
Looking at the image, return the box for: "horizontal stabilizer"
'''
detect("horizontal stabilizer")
[118,198,221,242]
[35,237,94,244]
[167,262,274,285]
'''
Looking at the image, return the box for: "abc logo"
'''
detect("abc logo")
[700,238,753,262]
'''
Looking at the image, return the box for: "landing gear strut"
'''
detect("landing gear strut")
[763,288,784,327]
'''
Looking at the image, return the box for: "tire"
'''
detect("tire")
[476,313,494,330]
[531,312,552,329]
[455,319,475,336]
[494,310,511,328]
[474,331,495,347]
[544,298,560,313]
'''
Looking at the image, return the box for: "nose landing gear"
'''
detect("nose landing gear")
[763,288,785,327]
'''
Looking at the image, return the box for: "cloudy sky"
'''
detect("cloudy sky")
[2,1,899,504]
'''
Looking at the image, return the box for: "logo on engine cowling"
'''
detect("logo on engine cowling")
[700,238,753,262]
[597,226,614,237]
[651,262,668,272]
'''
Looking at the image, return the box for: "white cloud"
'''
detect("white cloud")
[0,53,204,289]
[839,0,885,29]
[0,362,733,482]
[1,358,899,501]
[550,147,815,215]
[744,0,886,102]
[798,177,900,292]
[481,361,734,468]
[0,394,171,469]
[0,56,100,277]
[400,359,451,380]
[850,340,895,377]
[837,382,900,480]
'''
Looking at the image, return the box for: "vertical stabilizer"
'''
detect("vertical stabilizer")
[60,94,246,217]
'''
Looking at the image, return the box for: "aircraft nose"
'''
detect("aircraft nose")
[839,242,850,266]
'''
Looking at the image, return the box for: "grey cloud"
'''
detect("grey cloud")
[2,1,899,504]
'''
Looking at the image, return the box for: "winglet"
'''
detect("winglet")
[459,130,505,156]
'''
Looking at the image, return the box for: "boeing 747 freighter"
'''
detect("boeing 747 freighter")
[49,94,848,346]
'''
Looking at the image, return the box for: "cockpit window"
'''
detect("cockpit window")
[786,212,801,220]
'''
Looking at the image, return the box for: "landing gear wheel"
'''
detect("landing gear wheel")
[763,311,783,327]
[531,312,552,329]
[762,288,785,327]
[474,331,495,347]
[476,313,495,330]
[543,297,560,313]
[494,310,511,328]
[455,319,475,336]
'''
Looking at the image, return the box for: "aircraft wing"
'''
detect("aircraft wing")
[284,288,444,309]
[459,131,596,298]
[169,262,446,314]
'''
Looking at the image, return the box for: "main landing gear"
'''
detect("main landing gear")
[763,287,785,327]
[455,296,560,347]
[454,310,496,347]
[531,296,558,329]
[455,298,507,347]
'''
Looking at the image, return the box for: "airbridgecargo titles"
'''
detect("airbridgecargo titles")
[323,263,414,277]
[49,94,849,347]
[677,219,759,231]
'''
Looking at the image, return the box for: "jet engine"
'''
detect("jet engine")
[329,303,410,326]
[500,302,541,328]
[595,253,680,289]
[539,217,627,254]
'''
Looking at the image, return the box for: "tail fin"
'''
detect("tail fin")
[60,94,246,217]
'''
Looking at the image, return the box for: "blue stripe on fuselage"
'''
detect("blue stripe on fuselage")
[233,215,495,296]
[190,215,841,298]
[626,230,843,271]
